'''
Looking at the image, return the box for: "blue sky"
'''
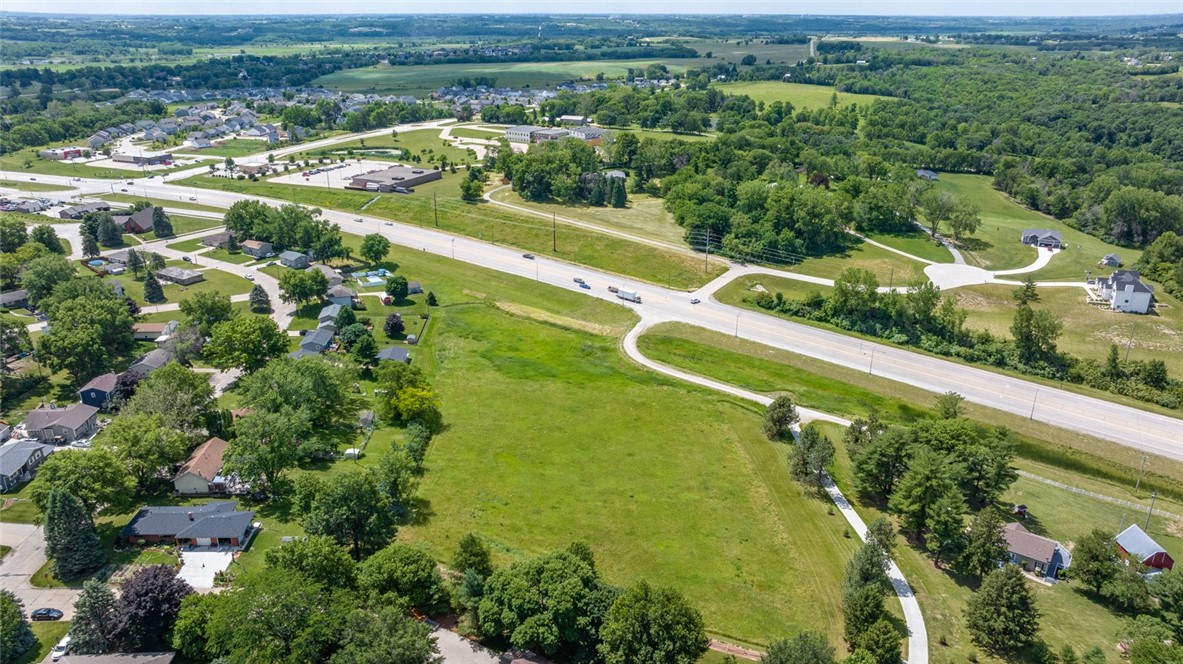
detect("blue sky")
[3,1,1181,16]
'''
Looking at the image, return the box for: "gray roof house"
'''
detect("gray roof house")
[326,285,356,307]
[121,501,254,548]
[318,303,343,324]
[1003,521,1072,580]
[287,348,321,360]
[1,289,30,310]
[78,372,118,410]
[301,328,335,353]
[126,348,174,379]
[155,267,205,286]
[24,403,100,444]
[1020,229,1063,249]
[0,440,54,491]
[307,264,342,288]
[1100,253,1122,268]
[279,251,310,269]
[376,346,410,364]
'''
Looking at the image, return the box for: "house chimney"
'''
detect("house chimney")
[187,512,194,520]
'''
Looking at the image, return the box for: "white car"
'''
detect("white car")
[51,634,71,661]
[245,273,255,281]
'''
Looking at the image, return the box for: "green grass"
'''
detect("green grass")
[0,148,195,180]
[180,174,725,289]
[490,187,687,245]
[100,267,253,306]
[97,193,227,214]
[952,283,1183,376]
[304,127,478,166]
[16,622,71,664]
[0,499,40,524]
[612,128,715,142]
[934,174,1140,276]
[165,237,207,253]
[176,138,275,159]
[203,248,256,264]
[156,214,222,237]
[689,39,812,65]
[0,179,73,192]
[0,544,10,558]
[865,230,955,264]
[785,240,928,285]
[712,81,888,108]
[448,127,504,140]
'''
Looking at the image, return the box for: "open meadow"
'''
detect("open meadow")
[713,81,889,108]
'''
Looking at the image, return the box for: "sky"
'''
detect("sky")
[3,1,1181,16]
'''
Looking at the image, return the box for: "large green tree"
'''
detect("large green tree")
[142,272,165,304]
[37,289,134,384]
[762,395,799,441]
[265,535,358,590]
[965,565,1040,655]
[71,579,117,655]
[30,449,135,521]
[357,543,448,612]
[852,427,912,500]
[330,605,442,664]
[787,423,835,492]
[179,291,234,335]
[21,254,75,305]
[125,362,214,442]
[237,355,359,432]
[248,283,271,312]
[1071,528,1120,593]
[306,473,397,560]
[204,314,287,373]
[96,412,188,489]
[453,533,494,580]
[887,446,961,536]
[960,510,1009,583]
[224,408,308,497]
[44,488,108,580]
[0,590,35,663]
[598,581,709,664]
[763,631,836,664]
[359,233,391,266]
[844,585,886,650]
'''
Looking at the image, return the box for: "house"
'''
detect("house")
[59,202,111,220]
[126,348,174,379]
[359,410,374,429]
[184,138,212,150]
[132,320,178,342]
[1100,253,1122,268]
[0,440,54,491]
[78,373,118,410]
[23,403,100,444]
[558,115,589,126]
[202,232,233,249]
[317,319,338,335]
[1020,229,1063,249]
[568,126,607,143]
[287,347,321,359]
[1003,521,1072,580]
[113,208,155,234]
[1116,524,1175,571]
[505,125,543,143]
[279,251,310,269]
[307,264,342,288]
[376,346,410,364]
[87,134,108,149]
[318,303,343,324]
[1,289,30,310]
[59,653,176,664]
[144,128,168,143]
[407,280,423,295]
[326,285,356,307]
[173,437,229,496]
[300,328,334,353]
[241,240,273,258]
[916,169,940,181]
[1096,270,1153,314]
[121,501,254,548]
[155,267,204,286]
[105,249,134,265]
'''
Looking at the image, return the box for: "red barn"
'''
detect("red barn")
[1116,524,1175,571]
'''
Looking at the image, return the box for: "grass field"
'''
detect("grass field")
[713,81,889,108]
[933,174,1140,277]
[97,193,227,214]
[490,187,686,245]
[181,174,724,289]
[203,248,255,264]
[99,267,253,306]
[865,230,955,264]
[688,39,812,65]
[165,237,207,253]
[175,138,274,160]
[315,128,476,166]
[790,239,929,285]
[952,283,1183,375]
[0,148,194,180]
[0,179,73,192]
[314,59,695,95]
[16,622,71,664]
[448,126,504,140]
[159,214,223,237]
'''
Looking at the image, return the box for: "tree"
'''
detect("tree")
[82,232,100,258]
[179,291,234,335]
[37,288,135,384]
[352,332,378,365]
[125,362,213,442]
[305,473,397,559]
[924,487,966,567]
[152,207,173,236]
[459,176,484,201]
[946,200,981,242]
[478,549,619,659]
[150,252,166,270]
[331,606,442,664]
[960,510,1009,582]
[852,427,912,500]
[426,291,438,306]
[97,413,188,489]
[0,317,32,373]
[920,189,958,237]
[844,585,886,649]
[855,619,903,664]
[934,391,965,420]
[1013,276,1040,306]
[385,313,405,337]
[454,534,495,581]
[142,271,165,303]
[762,395,799,441]
[278,269,322,304]
[0,590,35,663]
[237,355,359,433]
[1101,562,1152,612]
[788,423,835,491]
[888,446,960,536]
[340,322,369,350]
[204,314,287,373]
[598,581,709,664]
[842,542,889,606]
[44,489,107,580]
[170,593,218,662]
[248,283,271,312]
[395,386,443,433]
[1152,568,1183,642]
[965,565,1040,655]
[336,305,357,328]
[372,444,418,518]
[1011,304,1062,366]
[109,565,193,651]
[385,275,409,301]
[360,234,392,265]
[763,632,836,664]
[30,449,134,521]
[265,535,358,589]
[71,579,117,655]
[866,518,896,555]
[30,224,65,254]
[98,214,122,246]
[1071,529,1120,593]
[358,543,448,612]
[224,409,307,496]
[127,248,144,278]
[20,254,75,306]
[0,216,26,252]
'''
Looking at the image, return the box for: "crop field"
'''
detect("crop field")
[713,81,889,108]
[314,59,696,95]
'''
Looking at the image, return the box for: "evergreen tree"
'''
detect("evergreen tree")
[384,313,405,337]
[856,619,903,664]
[588,177,607,206]
[150,252,166,270]
[960,510,1009,582]
[888,446,960,536]
[152,208,173,237]
[762,395,799,441]
[610,177,628,208]
[227,232,239,252]
[0,590,36,662]
[336,305,357,328]
[1013,276,1040,305]
[44,489,107,580]
[842,542,889,605]
[924,487,966,567]
[844,585,886,648]
[71,579,117,655]
[98,215,123,247]
[965,565,1040,655]
[352,333,378,365]
[126,248,143,278]
[142,272,165,304]
[248,284,270,312]
[82,232,101,258]
[453,533,494,579]
[426,291,438,306]
[787,423,835,492]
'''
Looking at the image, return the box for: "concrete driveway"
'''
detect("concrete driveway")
[433,628,500,664]
[176,550,233,589]
[0,523,80,618]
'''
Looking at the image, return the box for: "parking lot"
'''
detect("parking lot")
[267,159,406,191]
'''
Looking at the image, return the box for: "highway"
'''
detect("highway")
[5,164,1182,459]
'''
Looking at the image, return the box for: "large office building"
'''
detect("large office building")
[345,165,442,192]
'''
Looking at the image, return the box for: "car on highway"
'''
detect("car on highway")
[607,286,619,294]
[126,181,134,185]
[29,177,36,181]
[189,197,197,201]
[355,217,364,223]
[120,188,128,192]
[573,277,585,284]
[690,298,701,304]
[384,222,394,227]
[522,253,535,260]
[31,608,63,621]
[579,283,591,290]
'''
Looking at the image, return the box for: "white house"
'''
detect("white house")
[1096,270,1153,314]
[173,437,229,495]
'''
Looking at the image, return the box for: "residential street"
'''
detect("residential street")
[0,523,79,619]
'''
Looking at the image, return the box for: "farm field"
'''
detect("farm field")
[314,59,696,95]
[687,38,811,65]
[952,283,1183,376]
[713,81,889,108]
[933,173,1140,277]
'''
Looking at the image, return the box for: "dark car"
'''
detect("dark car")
[522,253,535,260]
[579,283,591,290]
[31,608,63,621]
[573,277,585,284]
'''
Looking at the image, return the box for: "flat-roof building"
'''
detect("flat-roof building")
[346,165,442,193]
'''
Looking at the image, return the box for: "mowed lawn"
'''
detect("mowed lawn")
[952,283,1183,375]
[713,81,888,108]
[791,240,929,285]
[400,304,857,647]
[0,179,74,192]
[865,230,955,264]
[490,187,687,245]
[313,128,476,165]
[934,173,1139,277]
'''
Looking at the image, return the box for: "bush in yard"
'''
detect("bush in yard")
[384,313,405,337]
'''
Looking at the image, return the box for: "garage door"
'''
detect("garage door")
[195,537,213,547]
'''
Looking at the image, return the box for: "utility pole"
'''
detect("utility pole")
[1124,322,1137,362]
[552,213,556,252]
[868,347,875,375]
[1029,388,1039,420]
[734,313,739,337]
[1135,454,1148,493]
[705,228,711,272]
[433,193,438,227]
[1146,491,1158,530]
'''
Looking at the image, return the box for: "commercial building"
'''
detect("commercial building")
[505,125,544,143]
[39,146,87,160]
[345,165,442,192]
[112,153,174,166]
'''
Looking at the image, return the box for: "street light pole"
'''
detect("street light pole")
[451,238,455,259]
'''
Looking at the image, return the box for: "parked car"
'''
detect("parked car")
[51,635,71,661]
[182,256,192,263]
[31,608,63,621]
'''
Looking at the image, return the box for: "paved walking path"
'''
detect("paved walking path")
[621,322,929,664]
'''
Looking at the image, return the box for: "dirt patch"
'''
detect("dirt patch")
[493,301,616,336]
[462,289,488,299]
[749,283,768,293]
[953,291,992,311]
[1166,520,1183,539]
